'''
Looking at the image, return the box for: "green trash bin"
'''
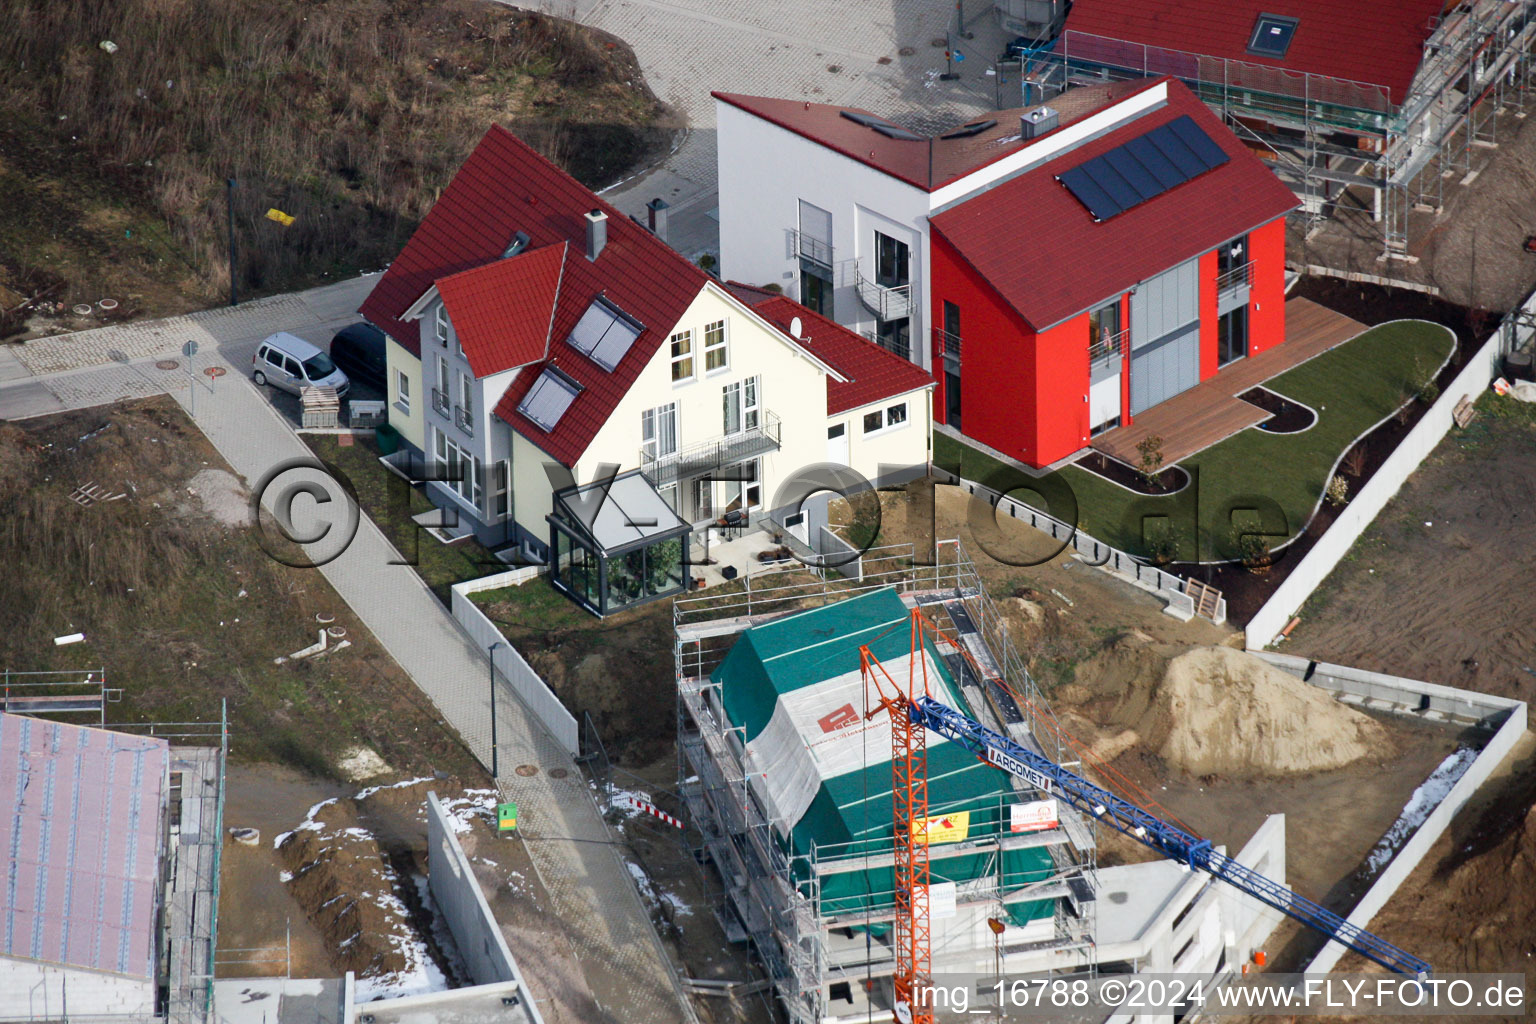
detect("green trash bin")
[375,422,400,455]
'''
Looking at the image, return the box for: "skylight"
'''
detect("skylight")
[1247,13,1299,58]
[566,296,644,371]
[517,366,583,432]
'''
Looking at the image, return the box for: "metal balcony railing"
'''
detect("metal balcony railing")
[454,404,473,436]
[863,330,911,362]
[854,267,912,323]
[1089,327,1129,364]
[1217,260,1255,296]
[639,410,782,489]
[430,387,449,415]
[792,230,834,269]
[934,328,962,360]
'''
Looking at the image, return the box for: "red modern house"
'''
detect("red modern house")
[929,78,1298,468]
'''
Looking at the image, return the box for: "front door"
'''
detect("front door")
[827,423,849,465]
[1218,306,1248,367]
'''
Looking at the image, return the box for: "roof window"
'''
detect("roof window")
[517,366,583,431]
[1247,13,1299,58]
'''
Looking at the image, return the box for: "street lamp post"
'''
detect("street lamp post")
[488,641,503,779]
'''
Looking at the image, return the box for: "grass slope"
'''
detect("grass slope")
[0,0,669,334]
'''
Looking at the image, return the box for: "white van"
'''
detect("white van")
[251,332,350,397]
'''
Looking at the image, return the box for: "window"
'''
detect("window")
[435,304,449,346]
[492,461,510,519]
[941,301,961,357]
[800,263,833,317]
[433,428,482,507]
[1247,13,1299,58]
[396,370,410,413]
[437,354,448,388]
[875,317,911,362]
[670,330,694,382]
[874,231,910,288]
[723,458,761,513]
[797,200,833,267]
[641,402,678,460]
[704,320,728,371]
[567,296,643,371]
[459,370,473,415]
[1088,301,1122,361]
[517,367,583,431]
[722,376,760,435]
[863,402,909,435]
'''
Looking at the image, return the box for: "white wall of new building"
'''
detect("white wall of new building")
[0,959,155,1019]
[385,337,425,451]
[716,101,934,371]
[716,83,1175,377]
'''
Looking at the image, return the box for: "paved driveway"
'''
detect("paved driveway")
[518,0,1014,258]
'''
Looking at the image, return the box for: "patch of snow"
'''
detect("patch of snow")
[660,890,694,917]
[278,871,293,883]
[436,789,498,834]
[354,776,435,802]
[1365,748,1479,873]
[337,746,391,782]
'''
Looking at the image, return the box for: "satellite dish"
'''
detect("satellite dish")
[790,316,803,338]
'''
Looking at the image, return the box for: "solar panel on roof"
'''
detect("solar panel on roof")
[518,367,582,431]
[566,296,644,371]
[1057,115,1230,222]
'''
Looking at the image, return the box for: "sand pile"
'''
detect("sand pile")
[1069,637,1388,779]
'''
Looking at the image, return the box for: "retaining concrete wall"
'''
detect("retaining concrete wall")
[450,572,579,757]
[1256,654,1528,975]
[412,792,545,1023]
[1245,327,1505,649]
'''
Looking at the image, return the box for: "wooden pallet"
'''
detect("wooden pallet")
[1453,395,1478,428]
[1186,579,1224,621]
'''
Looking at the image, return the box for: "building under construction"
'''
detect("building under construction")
[1034,0,1536,259]
[675,545,1284,1023]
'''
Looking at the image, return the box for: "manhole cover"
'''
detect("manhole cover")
[898,46,916,56]
[97,298,119,311]
[930,37,946,47]
[548,768,568,779]
[155,359,180,371]
[827,64,842,73]
[204,366,226,379]
[515,764,539,777]
[72,303,93,316]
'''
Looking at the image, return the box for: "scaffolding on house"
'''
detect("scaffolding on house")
[1037,1,1536,259]
[674,541,1098,1024]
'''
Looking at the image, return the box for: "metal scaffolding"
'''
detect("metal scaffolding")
[1038,1,1536,260]
[674,541,1098,1024]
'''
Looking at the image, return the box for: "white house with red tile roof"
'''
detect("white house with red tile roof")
[360,126,932,615]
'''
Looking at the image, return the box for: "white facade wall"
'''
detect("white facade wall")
[577,284,830,518]
[385,337,424,451]
[0,959,154,1019]
[716,102,934,370]
[832,390,933,488]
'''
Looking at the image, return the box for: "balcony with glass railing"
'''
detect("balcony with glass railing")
[854,267,912,323]
[639,410,782,489]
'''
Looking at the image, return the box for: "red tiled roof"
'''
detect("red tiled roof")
[435,243,567,378]
[929,78,1299,331]
[359,124,710,466]
[726,285,935,415]
[1063,0,1441,106]
[713,82,1150,191]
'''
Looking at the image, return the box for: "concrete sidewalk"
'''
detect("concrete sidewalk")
[1,296,696,1023]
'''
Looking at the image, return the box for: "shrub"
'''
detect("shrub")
[1135,434,1166,490]
[1325,474,1349,506]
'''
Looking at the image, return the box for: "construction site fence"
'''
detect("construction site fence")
[1257,655,1527,976]
[1051,30,1396,128]
[450,571,580,757]
[937,471,1223,624]
[1245,315,1510,649]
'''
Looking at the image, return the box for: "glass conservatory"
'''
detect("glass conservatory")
[548,470,691,616]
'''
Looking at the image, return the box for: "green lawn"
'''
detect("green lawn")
[936,319,1455,562]
[303,435,506,602]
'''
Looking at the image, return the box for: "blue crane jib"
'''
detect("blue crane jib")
[908,694,1431,978]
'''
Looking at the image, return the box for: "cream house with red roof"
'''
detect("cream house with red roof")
[360,126,931,615]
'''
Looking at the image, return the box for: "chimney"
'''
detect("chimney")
[584,209,608,261]
[646,197,670,243]
[1020,106,1059,140]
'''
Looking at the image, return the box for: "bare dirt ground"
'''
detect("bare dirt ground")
[1288,104,1536,313]
[1287,396,1536,703]
[1278,394,1536,988]
[0,397,486,779]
